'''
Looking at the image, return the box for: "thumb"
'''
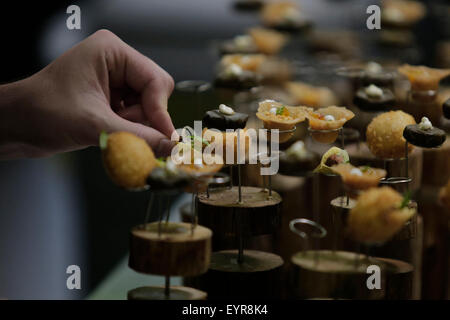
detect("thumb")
[105,114,175,157]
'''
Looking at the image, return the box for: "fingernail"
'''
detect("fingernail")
[155,138,176,157]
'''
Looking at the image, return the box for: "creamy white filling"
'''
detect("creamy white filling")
[418,117,433,130]
[224,63,243,78]
[350,168,363,176]
[366,61,382,74]
[324,115,335,121]
[219,104,235,115]
[269,107,277,115]
[365,84,383,99]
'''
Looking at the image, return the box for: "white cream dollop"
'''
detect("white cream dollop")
[418,117,433,130]
[165,159,178,175]
[269,107,277,115]
[324,115,335,121]
[224,63,243,78]
[365,84,383,99]
[219,104,235,115]
[350,168,363,176]
[366,61,382,74]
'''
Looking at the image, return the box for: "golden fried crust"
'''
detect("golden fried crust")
[366,110,416,159]
[102,132,156,189]
[331,163,386,190]
[307,106,355,131]
[347,187,416,244]
[398,64,450,91]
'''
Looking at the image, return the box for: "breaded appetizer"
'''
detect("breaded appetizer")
[331,163,387,191]
[101,131,156,189]
[261,1,310,32]
[285,82,338,108]
[314,147,349,175]
[307,106,355,143]
[366,111,416,159]
[256,100,311,142]
[398,65,450,91]
[347,187,417,244]
[381,0,426,28]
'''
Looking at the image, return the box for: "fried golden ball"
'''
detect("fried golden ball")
[366,111,416,159]
[102,131,156,189]
[347,187,416,244]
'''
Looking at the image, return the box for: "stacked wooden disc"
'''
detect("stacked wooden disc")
[415,137,450,299]
[187,186,284,299]
[128,222,212,300]
[290,250,414,300]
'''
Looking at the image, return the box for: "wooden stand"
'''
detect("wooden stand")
[290,250,413,300]
[191,250,284,299]
[197,186,282,237]
[128,286,207,300]
[129,222,212,276]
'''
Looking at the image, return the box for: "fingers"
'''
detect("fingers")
[116,105,147,124]
[99,30,176,138]
[105,113,175,157]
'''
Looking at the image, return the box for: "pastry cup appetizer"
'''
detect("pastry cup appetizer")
[331,163,387,191]
[313,147,349,175]
[278,141,320,176]
[347,187,417,244]
[256,100,311,142]
[248,27,288,55]
[285,82,338,108]
[261,1,311,32]
[444,98,450,120]
[353,84,395,112]
[398,65,450,91]
[101,131,156,190]
[403,117,446,148]
[381,0,426,28]
[307,106,355,144]
[366,110,416,159]
[202,104,249,131]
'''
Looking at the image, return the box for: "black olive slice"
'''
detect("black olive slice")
[202,109,249,131]
[353,87,395,112]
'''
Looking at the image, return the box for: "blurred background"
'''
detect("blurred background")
[0,0,448,299]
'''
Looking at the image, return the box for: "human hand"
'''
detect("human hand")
[0,29,176,159]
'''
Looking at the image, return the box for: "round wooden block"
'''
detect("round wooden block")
[422,136,450,186]
[129,222,212,276]
[191,249,284,299]
[290,250,413,300]
[197,186,282,236]
[127,286,207,300]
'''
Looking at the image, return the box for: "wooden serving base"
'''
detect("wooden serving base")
[127,286,207,300]
[188,249,284,299]
[290,250,414,300]
[197,186,282,237]
[129,222,212,276]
